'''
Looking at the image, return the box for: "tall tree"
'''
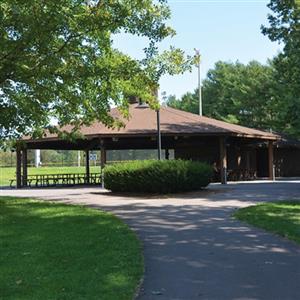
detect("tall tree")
[0,0,193,140]
[262,0,300,137]
[166,61,280,131]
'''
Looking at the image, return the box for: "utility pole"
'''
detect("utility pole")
[194,49,202,116]
[156,109,162,160]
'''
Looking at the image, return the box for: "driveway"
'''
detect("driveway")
[1,181,300,300]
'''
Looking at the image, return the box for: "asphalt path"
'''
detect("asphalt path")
[1,180,300,300]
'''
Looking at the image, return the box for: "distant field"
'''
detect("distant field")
[0,166,101,186]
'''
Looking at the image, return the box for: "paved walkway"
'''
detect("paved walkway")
[1,181,300,300]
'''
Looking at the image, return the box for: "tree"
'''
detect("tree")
[166,61,281,131]
[0,0,193,140]
[166,0,300,137]
[262,0,300,137]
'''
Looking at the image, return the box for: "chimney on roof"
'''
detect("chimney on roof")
[126,87,158,106]
[126,94,147,107]
[127,95,140,104]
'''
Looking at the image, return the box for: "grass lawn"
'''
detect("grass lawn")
[0,166,100,186]
[234,201,300,244]
[0,197,143,300]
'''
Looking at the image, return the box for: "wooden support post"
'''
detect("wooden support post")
[268,141,275,181]
[165,149,170,160]
[100,146,106,187]
[85,150,90,184]
[16,147,22,188]
[22,148,28,187]
[100,147,106,168]
[220,137,227,184]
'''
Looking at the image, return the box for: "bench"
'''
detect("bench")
[9,173,102,188]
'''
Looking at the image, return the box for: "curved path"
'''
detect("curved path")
[1,181,300,300]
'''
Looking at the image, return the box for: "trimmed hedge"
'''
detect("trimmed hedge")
[104,160,213,193]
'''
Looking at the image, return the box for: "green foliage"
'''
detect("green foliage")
[0,0,193,140]
[234,201,300,245]
[166,60,281,131]
[0,197,143,300]
[165,0,300,138]
[104,159,213,193]
[262,0,300,137]
[166,92,199,116]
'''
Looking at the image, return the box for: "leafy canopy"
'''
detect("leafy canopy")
[261,0,300,137]
[0,0,193,140]
[167,0,300,138]
[166,60,281,131]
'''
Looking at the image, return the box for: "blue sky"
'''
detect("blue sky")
[114,0,282,99]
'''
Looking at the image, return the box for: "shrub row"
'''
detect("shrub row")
[104,159,213,193]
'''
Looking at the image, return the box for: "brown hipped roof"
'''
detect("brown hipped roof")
[26,104,278,141]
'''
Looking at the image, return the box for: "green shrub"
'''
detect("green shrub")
[104,160,213,193]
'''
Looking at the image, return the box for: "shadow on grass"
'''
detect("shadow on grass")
[234,201,300,245]
[0,197,143,300]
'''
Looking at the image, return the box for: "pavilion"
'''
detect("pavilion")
[16,102,279,188]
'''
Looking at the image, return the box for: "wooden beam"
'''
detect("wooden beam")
[220,137,227,184]
[268,141,275,181]
[85,150,90,184]
[16,147,22,188]
[22,149,28,187]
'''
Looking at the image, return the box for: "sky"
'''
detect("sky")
[113,0,282,100]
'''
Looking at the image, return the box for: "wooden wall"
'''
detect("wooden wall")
[275,148,300,177]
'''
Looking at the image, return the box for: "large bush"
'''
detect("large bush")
[104,160,213,193]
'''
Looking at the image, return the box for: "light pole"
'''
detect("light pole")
[35,149,41,168]
[156,108,162,160]
[194,49,202,116]
[77,150,81,167]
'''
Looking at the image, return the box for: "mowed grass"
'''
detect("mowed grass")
[0,166,100,186]
[0,197,143,300]
[234,201,300,244]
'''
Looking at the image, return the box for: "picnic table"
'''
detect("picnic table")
[10,173,102,188]
[227,169,257,181]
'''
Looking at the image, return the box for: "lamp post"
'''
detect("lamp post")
[35,149,41,168]
[194,49,202,116]
[156,108,162,160]
[77,150,81,167]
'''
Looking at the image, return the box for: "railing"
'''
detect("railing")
[10,173,101,188]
